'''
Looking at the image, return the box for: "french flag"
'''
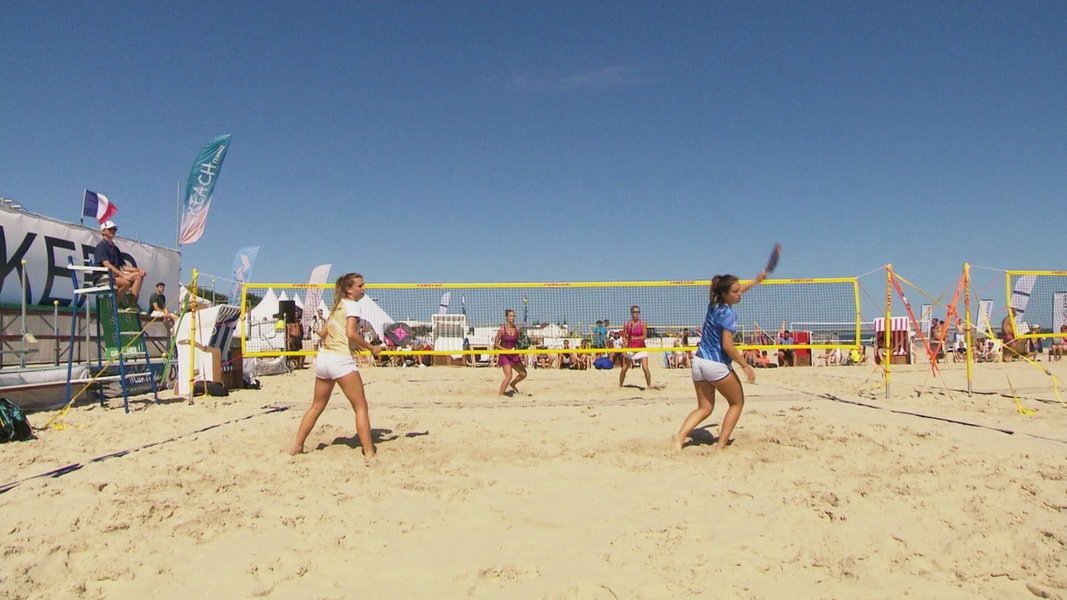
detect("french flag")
[82,190,117,224]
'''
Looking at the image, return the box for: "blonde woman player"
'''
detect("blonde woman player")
[290,272,382,462]
[672,268,768,452]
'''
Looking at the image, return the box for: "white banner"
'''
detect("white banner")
[976,300,994,337]
[1055,292,1066,334]
[920,303,933,336]
[0,209,181,310]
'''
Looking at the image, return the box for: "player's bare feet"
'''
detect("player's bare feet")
[669,434,685,453]
[288,445,305,456]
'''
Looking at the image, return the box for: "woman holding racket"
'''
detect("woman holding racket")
[290,272,382,463]
[619,305,652,389]
[671,260,770,452]
[494,308,528,396]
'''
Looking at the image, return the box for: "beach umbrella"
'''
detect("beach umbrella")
[384,322,416,347]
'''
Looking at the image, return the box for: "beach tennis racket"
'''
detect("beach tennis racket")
[765,243,782,274]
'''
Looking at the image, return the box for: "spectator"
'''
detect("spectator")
[681,327,693,365]
[777,322,795,367]
[310,308,327,349]
[576,339,594,370]
[754,350,774,368]
[557,339,578,369]
[1000,316,1028,361]
[1050,325,1067,361]
[592,320,607,352]
[148,282,175,330]
[287,314,306,370]
[609,329,625,366]
[1029,324,1044,360]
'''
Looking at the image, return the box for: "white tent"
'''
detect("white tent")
[180,284,212,310]
[249,288,280,323]
[356,297,394,339]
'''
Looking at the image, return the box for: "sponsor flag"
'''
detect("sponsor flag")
[523,295,528,324]
[302,264,332,331]
[179,134,232,244]
[82,190,117,224]
[229,246,260,303]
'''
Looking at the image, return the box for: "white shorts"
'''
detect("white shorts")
[315,352,359,380]
[691,356,733,383]
[627,351,649,363]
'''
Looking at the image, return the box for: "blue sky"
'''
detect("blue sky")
[2,1,1064,301]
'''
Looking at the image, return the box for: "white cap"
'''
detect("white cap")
[100,220,117,231]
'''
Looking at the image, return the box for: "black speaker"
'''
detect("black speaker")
[278,300,297,323]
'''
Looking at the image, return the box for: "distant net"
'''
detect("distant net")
[239,278,860,360]
[1006,270,1067,339]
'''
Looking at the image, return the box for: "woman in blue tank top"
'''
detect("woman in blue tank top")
[671,268,766,452]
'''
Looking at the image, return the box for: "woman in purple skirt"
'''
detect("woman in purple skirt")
[494,308,528,396]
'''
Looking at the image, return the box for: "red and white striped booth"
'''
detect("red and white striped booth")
[873,317,911,364]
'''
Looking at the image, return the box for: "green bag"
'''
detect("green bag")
[0,398,34,442]
[516,328,531,350]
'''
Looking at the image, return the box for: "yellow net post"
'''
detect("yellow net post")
[964,263,973,396]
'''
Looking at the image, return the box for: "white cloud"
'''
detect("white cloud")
[495,65,655,93]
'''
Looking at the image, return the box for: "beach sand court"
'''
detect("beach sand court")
[3,359,1066,599]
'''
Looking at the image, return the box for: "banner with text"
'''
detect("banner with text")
[0,210,180,310]
[179,134,232,244]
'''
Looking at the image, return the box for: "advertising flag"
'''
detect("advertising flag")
[302,264,332,331]
[179,134,232,244]
[523,295,528,324]
[229,246,260,303]
[82,190,117,224]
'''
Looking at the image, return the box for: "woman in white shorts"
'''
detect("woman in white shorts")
[672,268,766,452]
[289,272,382,462]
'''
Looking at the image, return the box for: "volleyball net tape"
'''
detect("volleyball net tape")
[239,278,861,359]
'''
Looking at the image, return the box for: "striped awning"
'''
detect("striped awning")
[873,317,909,333]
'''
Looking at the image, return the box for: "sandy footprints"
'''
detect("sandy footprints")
[465,563,542,596]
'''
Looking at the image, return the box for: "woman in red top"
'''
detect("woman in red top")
[619,305,652,389]
[493,309,528,396]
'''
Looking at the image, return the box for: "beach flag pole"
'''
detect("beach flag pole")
[186,269,199,404]
[884,264,893,399]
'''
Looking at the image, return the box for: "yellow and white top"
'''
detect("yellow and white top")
[320,299,362,356]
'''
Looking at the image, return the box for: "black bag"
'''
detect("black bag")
[517,328,531,350]
[193,381,229,397]
[0,398,35,442]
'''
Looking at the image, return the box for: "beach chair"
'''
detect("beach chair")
[431,314,467,367]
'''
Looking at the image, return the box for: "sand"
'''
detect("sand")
[2,357,1066,599]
